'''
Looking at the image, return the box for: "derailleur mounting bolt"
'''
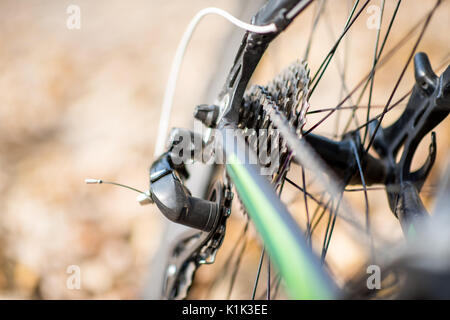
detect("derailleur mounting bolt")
[194,104,220,128]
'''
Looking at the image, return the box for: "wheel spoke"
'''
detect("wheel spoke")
[304,0,327,61]
[267,260,271,300]
[362,0,386,144]
[321,195,342,262]
[206,219,249,297]
[285,177,328,209]
[366,0,442,152]
[226,233,248,299]
[304,1,435,136]
[342,0,401,135]
[251,247,265,300]
[309,0,370,97]
[301,167,312,245]
[351,140,374,261]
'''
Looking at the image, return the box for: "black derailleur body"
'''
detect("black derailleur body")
[149,128,223,232]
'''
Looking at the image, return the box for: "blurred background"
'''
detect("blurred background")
[0,0,448,299]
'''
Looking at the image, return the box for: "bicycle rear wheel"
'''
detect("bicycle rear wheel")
[157,0,450,299]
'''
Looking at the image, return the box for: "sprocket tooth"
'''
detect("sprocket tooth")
[238,60,310,181]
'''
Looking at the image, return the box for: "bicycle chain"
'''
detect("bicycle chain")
[239,60,310,180]
[172,60,310,299]
[171,179,233,299]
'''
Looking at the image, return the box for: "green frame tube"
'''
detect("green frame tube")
[223,131,336,299]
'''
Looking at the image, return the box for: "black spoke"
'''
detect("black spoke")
[322,1,358,134]
[304,1,436,136]
[304,0,327,61]
[307,104,402,114]
[366,0,441,152]
[311,198,333,234]
[353,90,412,131]
[342,0,401,135]
[354,52,450,131]
[267,260,271,300]
[321,199,337,263]
[285,177,328,208]
[345,186,385,192]
[206,219,249,297]
[321,196,342,263]
[362,0,386,144]
[251,247,265,300]
[309,0,371,97]
[227,234,248,299]
[351,140,374,261]
[301,167,312,245]
[271,275,282,299]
